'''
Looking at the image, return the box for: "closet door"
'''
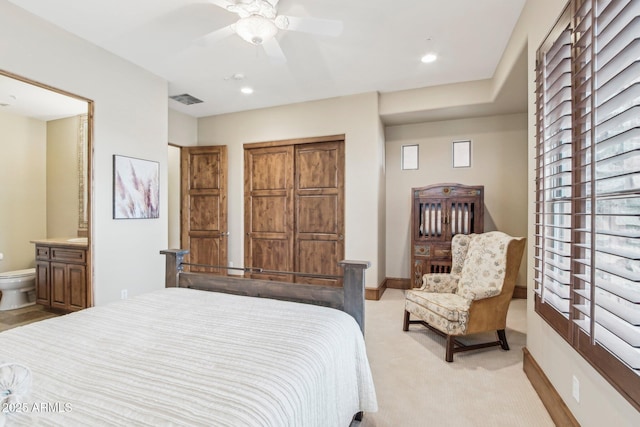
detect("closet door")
[294,141,344,286]
[244,136,345,284]
[244,145,294,281]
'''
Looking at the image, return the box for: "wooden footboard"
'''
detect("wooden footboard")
[160,249,370,334]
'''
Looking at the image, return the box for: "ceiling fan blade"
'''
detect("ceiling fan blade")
[195,24,236,46]
[262,38,287,63]
[281,15,343,37]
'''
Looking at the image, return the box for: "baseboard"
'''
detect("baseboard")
[522,347,580,427]
[365,281,387,300]
[386,277,411,289]
[512,286,527,299]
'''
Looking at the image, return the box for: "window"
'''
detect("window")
[452,140,471,168]
[535,0,640,410]
[401,144,419,170]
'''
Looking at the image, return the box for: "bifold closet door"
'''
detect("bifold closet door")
[294,141,344,287]
[244,145,295,281]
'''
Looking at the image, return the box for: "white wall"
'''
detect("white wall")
[46,115,80,238]
[0,111,46,272]
[515,0,640,425]
[169,109,198,147]
[385,113,528,285]
[197,92,386,287]
[0,1,169,304]
[167,145,181,249]
[167,109,198,249]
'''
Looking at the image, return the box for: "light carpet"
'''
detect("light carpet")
[354,289,553,427]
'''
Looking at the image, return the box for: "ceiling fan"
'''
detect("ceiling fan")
[201,0,343,62]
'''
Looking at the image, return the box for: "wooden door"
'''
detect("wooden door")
[294,142,344,286]
[181,146,228,273]
[50,262,67,310]
[35,261,50,305]
[67,264,86,311]
[244,145,294,281]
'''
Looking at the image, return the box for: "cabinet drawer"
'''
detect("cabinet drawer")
[433,248,452,257]
[51,247,86,263]
[36,246,50,260]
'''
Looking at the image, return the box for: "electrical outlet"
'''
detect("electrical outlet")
[228,261,233,268]
[121,289,128,300]
[572,375,580,403]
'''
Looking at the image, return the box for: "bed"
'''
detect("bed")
[0,250,377,426]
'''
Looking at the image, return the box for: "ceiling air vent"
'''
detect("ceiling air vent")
[169,93,203,105]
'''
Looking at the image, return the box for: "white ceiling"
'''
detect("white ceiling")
[7,0,527,121]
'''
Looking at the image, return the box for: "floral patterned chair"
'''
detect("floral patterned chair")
[403,231,526,362]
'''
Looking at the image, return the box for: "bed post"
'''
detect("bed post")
[339,260,370,334]
[160,249,189,288]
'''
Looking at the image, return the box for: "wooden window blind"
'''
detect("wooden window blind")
[535,0,640,410]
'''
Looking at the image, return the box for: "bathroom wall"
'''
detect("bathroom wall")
[0,110,46,273]
[46,115,80,239]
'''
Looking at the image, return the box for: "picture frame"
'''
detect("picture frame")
[113,155,159,219]
[452,140,471,168]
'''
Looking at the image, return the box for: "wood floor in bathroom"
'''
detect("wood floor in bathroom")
[0,303,60,332]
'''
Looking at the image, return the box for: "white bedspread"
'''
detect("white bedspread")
[0,288,377,426]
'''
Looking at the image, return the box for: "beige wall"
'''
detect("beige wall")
[167,109,198,249]
[516,0,640,425]
[46,116,80,239]
[385,113,528,285]
[0,111,46,273]
[197,92,386,287]
[1,1,168,305]
[167,145,181,249]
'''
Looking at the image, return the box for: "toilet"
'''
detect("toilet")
[0,268,36,311]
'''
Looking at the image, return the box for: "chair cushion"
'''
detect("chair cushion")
[404,298,469,336]
[420,273,459,293]
[405,289,470,322]
[456,231,513,301]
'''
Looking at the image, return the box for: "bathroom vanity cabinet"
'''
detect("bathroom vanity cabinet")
[32,239,89,312]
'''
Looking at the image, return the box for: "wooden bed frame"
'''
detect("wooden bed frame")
[161,249,371,334]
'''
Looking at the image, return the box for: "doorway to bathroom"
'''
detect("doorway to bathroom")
[0,70,94,307]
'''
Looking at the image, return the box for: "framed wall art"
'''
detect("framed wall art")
[113,155,159,219]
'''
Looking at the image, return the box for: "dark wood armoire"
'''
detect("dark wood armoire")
[410,183,484,288]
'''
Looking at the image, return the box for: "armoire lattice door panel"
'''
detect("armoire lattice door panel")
[411,183,484,288]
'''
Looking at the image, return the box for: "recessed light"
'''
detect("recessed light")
[421,53,438,63]
[240,87,254,95]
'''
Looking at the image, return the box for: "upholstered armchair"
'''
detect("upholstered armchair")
[403,231,526,362]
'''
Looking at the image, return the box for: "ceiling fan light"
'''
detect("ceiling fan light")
[235,15,278,45]
[421,53,438,63]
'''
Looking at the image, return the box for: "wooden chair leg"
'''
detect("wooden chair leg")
[497,329,509,350]
[403,310,410,331]
[445,335,455,362]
